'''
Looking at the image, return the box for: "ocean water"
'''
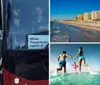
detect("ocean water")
[50,22,70,42]
[50,72,100,85]
[50,22,70,35]
[50,21,100,42]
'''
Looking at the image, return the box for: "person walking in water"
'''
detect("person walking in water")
[57,51,73,73]
[73,47,91,73]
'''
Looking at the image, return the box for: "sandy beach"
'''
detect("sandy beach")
[51,21,100,42]
[58,20,100,32]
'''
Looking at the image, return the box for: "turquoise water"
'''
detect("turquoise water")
[50,73,100,85]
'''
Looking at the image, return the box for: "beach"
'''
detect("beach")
[50,21,100,42]
[58,20,100,32]
[51,33,69,42]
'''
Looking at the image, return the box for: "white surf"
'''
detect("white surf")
[90,71,100,75]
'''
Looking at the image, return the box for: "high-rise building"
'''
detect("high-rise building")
[84,12,91,21]
[78,14,84,21]
[91,11,100,21]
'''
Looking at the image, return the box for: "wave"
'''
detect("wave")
[50,71,100,85]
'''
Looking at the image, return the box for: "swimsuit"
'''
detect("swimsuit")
[72,64,78,69]
[58,60,66,67]
[79,56,85,59]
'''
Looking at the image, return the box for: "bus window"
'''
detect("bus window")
[7,0,49,50]
[3,0,49,85]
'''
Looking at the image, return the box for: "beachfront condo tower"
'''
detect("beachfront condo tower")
[78,14,84,21]
[91,11,100,21]
[84,12,91,21]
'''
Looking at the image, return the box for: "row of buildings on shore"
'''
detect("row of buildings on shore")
[74,10,100,21]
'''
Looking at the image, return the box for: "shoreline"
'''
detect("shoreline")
[51,33,69,42]
[57,21,100,32]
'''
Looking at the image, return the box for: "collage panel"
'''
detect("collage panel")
[50,0,100,42]
[50,0,100,84]
[50,44,100,85]
[0,0,49,85]
[0,0,100,85]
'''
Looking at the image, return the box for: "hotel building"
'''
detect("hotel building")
[91,11,100,21]
[84,12,91,21]
[78,14,84,21]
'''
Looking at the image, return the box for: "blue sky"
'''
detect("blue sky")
[50,44,100,73]
[51,0,100,20]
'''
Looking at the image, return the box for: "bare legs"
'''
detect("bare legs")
[75,68,77,72]
[82,59,91,72]
[78,58,91,72]
[57,66,66,73]
[57,67,62,73]
[78,58,82,72]
[64,67,66,73]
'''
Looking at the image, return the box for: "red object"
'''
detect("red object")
[72,64,78,69]
[3,68,48,85]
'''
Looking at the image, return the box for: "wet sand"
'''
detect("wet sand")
[51,33,69,42]
[50,21,100,42]
[58,21,100,32]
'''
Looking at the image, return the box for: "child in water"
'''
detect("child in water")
[72,62,78,72]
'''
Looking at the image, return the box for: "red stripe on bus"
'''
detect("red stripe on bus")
[3,68,48,85]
